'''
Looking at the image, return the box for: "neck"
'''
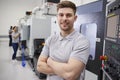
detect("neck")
[60,29,74,37]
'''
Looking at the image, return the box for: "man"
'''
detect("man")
[37,1,90,80]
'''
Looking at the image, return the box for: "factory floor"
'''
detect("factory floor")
[0,40,45,80]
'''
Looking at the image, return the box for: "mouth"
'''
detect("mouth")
[61,24,67,28]
[61,22,68,26]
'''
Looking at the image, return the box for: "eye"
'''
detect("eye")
[58,13,64,17]
[66,14,72,18]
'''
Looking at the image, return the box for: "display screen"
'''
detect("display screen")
[106,15,119,40]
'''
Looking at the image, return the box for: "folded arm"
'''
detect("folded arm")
[37,55,55,75]
[13,33,20,39]
[47,57,85,80]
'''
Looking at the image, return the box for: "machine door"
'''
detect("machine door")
[80,23,97,60]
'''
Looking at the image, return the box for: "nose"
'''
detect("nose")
[62,15,67,20]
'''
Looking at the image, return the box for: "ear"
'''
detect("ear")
[74,15,77,21]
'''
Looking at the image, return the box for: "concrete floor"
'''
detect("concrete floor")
[0,41,43,80]
[0,40,98,80]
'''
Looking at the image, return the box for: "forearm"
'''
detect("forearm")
[37,61,55,75]
[13,33,20,39]
[16,33,20,39]
[47,58,80,80]
[51,62,73,80]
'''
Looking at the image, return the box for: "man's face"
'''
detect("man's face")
[57,8,77,32]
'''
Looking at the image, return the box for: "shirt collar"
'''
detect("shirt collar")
[58,30,76,41]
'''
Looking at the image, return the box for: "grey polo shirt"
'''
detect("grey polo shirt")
[41,30,90,80]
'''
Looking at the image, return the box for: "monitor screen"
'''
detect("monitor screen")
[106,15,119,39]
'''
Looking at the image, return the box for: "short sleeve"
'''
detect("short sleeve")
[40,36,51,57]
[70,37,90,65]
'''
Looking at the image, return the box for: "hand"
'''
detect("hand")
[47,57,53,66]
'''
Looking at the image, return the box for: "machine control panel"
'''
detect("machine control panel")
[103,0,120,80]
[102,40,120,80]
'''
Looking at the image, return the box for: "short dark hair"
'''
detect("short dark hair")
[57,1,76,14]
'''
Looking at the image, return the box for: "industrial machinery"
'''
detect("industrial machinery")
[16,11,32,61]
[33,38,46,79]
[74,0,107,80]
[29,1,59,79]
[17,1,59,79]
[102,0,120,80]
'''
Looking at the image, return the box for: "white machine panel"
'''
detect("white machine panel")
[85,70,98,80]
[51,17,60,35]
[31,17,51,39]
[29,16,51,57]
[20,25,30,40]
